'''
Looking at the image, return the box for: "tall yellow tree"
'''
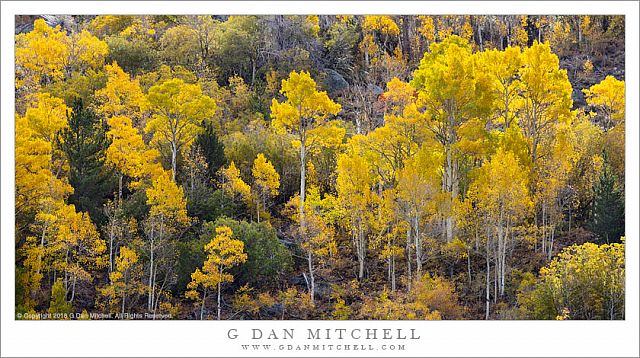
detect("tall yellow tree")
[516,41,573,255]
[335,141,375,280]
[48,204,107,304]
[411,35,491,242]
[583,75,625,131]
[251,153,280,223]
[15,93,73,306]
[105,115,162,200]
[187,225,247,320]
[270,70,342,256]
[222,161,252,207]
[516,41,573,174]
[145,170,189,312]
[468,148,531,319]
[145,78,217,181]
[98,246,144,316]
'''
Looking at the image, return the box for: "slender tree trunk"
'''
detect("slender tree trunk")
[200,289,207,320]
[406,228,412,291]
[485,236,490,320]
[171,142,177,182]
[307,251,315,303]
[151,264,158,319]
[118,173,123,203]
[121,274,127,317]
[467,251,472,285]
[357,221,365,280]
[391,254,396,292]
[414,216,422,275]
[147,225,155,310]
[109,223,115,273]
[256,198,260,223]
[218,269,222,320]
[70,271,77,302]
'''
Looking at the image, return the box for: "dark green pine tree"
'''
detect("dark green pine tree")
[590,151,625,243]
[57,98,116,226]
[194,121,226,183]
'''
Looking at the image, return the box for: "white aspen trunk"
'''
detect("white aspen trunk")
[151,264,158,319]
[493,243,500,304]
[256,198,261,223]
[121,273,127,317]
[406,228,412,291]
[217,268,222,320]
[542,201,547,253]
[109,223,115,273]
[358,223,365,280]
[64,248,70,294]
[200,289,207,320]
[500,233,507,297]
[148,224,155,311]
[485,236,490,320]
[467,252,472,284]
[70,271,77,302]
[307,251,315,303]
[391,254,396,292]
[444,116,457,243]
[548,226,555,261]
[118,173,123,203]
[498,209,505,297]
[299,142,306,220]
[171,141,177,182]
[414,216,422,275]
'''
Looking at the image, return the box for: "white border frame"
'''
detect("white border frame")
[2,2,638,357]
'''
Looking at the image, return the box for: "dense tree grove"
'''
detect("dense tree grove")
[15,15,625,320]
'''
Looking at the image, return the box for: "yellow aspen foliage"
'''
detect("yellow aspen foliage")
[90,15,136,37]
[95,62,147,123]
[99,246,144,314]
[16,236,46,310]
[516,40,573,169]
[15,19,70,90]
[105,115,162,191]
[145,78,217,180]
[384,77,415,114]
[252,153,280,222]
[475,46,523,129]
[512,16,529,48]
[417,16,436,44]
[48,204,107,302]
[23,92,69,142]
[187,225,247,319]
[15,93,72,218]
[411,35,491,242]
[270,71,342,136]
[69,30,109,71]
[469,148,531,222]
[336,146,375,280]
[270,70,342,231]
[582,75,625,131]
[222,161,252,206]
[582,59,594,75]
[146,170,189,225]
[252,153,280,197]
[461,17,474,43]
[362,16,400,37]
